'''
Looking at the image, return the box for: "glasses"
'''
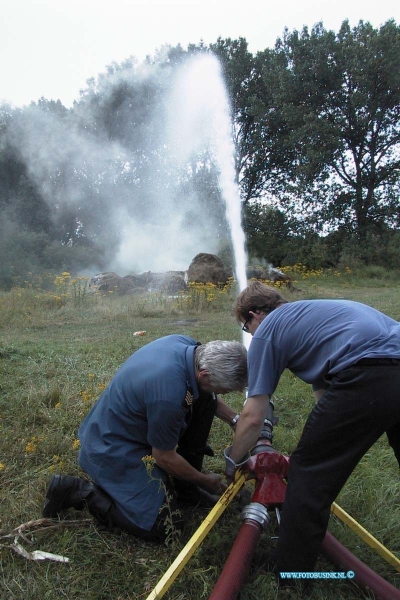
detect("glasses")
[242,318,251,334]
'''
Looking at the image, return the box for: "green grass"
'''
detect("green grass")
[1,271,400,599]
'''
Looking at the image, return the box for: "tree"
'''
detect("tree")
[252,20,400,241]
[243,203,292,264]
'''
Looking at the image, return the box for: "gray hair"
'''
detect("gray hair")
[195,340,247,391]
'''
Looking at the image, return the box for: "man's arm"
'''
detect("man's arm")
[214,396,239,426]
[229,394,270,463]
[152,447,225,494]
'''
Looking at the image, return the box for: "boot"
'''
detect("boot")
[43,474,113,526]
[173,480,221,508]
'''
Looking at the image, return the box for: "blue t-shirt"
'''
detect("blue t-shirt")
[78,335,200,530]
[248,299,400,397]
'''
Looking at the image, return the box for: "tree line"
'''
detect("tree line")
[1,19,399,288]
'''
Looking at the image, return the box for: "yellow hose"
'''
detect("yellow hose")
[145,473,247,600]
[331,502,400,572]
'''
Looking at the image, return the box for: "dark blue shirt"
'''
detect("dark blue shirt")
[78,335,199,530]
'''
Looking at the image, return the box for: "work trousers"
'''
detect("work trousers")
[273,360,400,575]
[176,390,217,470]
[106,391,217,542]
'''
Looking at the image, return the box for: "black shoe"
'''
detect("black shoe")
[176,485,221,508]
[43,474,88,517]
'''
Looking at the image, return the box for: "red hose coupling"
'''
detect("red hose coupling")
[244,449,289,507]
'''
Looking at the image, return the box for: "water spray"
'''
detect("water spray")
[168,53,248,290]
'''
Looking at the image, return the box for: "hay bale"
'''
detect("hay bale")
[89,272,123,294]
[187,253,228,286]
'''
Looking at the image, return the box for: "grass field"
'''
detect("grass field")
[1,268,399,599]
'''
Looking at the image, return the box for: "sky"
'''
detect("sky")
[2,0,399,109]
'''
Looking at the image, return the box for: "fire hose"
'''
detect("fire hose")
[146,412,400,600]
[209,446,400,600]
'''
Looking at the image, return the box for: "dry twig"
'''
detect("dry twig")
[0,517,92,562]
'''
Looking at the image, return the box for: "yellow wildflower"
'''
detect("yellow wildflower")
[25,441,37,453]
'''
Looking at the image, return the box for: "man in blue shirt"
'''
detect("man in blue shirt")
[43,335,247,542]
[230,282,400,578]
